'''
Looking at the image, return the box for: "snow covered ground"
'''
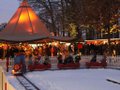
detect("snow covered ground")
[7,69,120,90]
[6,70,26,90]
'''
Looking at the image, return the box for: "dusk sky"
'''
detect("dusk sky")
[0,0,19,23]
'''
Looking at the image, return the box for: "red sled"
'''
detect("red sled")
[28,64,51,71]
[58,62,80,69]
[86,62,107,68]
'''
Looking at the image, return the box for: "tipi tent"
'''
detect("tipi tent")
[0,0,50,42]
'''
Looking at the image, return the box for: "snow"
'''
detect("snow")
[6,69,25,90]
[7,69,120,90]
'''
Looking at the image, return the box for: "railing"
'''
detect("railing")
[0,55,120,70]
[80,55,120,68]
[0,67,15,90]
[107,56,120,68]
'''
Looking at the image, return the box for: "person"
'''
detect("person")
[14,49,21,64]
[33,50,41,64]
[101,53,107,64]
[64,55,73,64]
[57,54,63,64]
[28,54,33,65]
[90,51,97,62]
[63,50,73,64]
[75,54,81,63]
[0,46,4,60]
[43,55,50,65]
[19,49,26,73]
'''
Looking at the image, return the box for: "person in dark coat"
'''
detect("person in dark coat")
[0,47,4,59]
[90,51,97,62]
[19,49,26,73]
[57,54,63,64]
[64,55,73,64]
[14,49,20,64]
[75,54,81,63]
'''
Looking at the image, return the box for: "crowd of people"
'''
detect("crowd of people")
[0,42,120,61]
[0,43,119,64]
[0,42,119,72]
[80,43,120,56]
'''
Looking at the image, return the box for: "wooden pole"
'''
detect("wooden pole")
[5,83,7,90]
[6,58,9,72]
[2,72,3,90]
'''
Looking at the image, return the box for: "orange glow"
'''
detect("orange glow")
[26,28,33,33]
[12,70,15,74]
[10,9,21,24]
[19,13,28,23]
[28,9,37,21]
[10,18,18,24]
[14,64,20,71]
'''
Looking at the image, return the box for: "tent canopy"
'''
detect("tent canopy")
[0,0,78,43]
[0,0,50,42]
